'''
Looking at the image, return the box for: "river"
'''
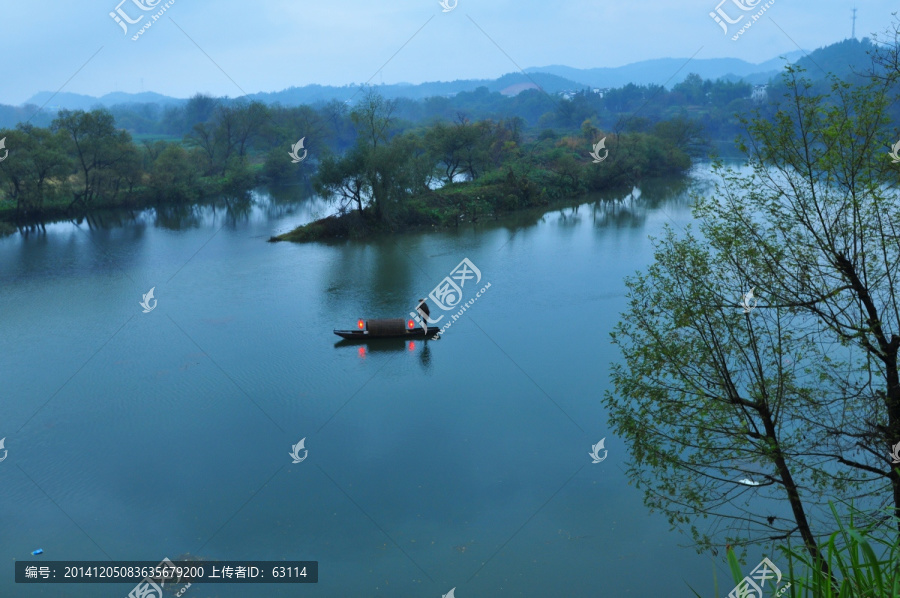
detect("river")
[1,164,736,597]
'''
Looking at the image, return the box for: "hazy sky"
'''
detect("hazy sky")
[0,0,895,105]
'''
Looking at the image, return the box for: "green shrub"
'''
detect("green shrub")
[776,505,900,598]
[692,505,900,598]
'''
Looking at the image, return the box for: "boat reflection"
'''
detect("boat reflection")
[334,337,435,371]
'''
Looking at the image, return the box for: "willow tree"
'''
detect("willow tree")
[0,123,72,220]
[52,109,137,209]
[350,89,398,221]
[313,90,436,224]
[605,59,900,565]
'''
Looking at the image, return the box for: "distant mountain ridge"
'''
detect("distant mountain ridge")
[23,46,851,111]
[525,51,807,88]
[24,90,184,111]
[21,73,586,111]
[245,72,585,105]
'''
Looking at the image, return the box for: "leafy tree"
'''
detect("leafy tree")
[0,123,72,219]
[422,116,512,185]
[51,109,136,209]
[267,104,328,152]
[604,83,646,113]
[351,89,397,151]
[581,119,600,142]
[652,114,707,156]
[386,131,432,199]
[319,99,355,151]
[456,120,492,181]
[141,139,168,164]
[425,121,466,184]
[313,145,369,215]
[673,73,707,104]
[538,129,557,141]
[148,143,199,201]
[707,79,752,106]
[547,147,582,192]
[185,101,268,176]
[350,89,400,220]
[186,121,220,175]
[182,94,219,132]
[107,141,141,196]
[313,92,439,224]
[262,146,301,184]
[229,101,270,163]
[605,63,900,574]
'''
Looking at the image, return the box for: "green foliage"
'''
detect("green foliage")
[425,121,467,184]
[776,506,900,597]
[52,108,138,208]
[653,114,707,156]
[538,128,558,141]
[12,38,889,161]
[605,57,900,564]
[0,102,284,223]
[284,86,692,242]
[148,143,199,202]
[221,157,255,191]
[313,146,368,215]
[0,123,72,218]
[705,506,900,598]
[1,88,693,230]
[262,146,301,184]
[185,100,270,176]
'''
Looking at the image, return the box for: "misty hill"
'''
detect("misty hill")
[21,72,585,111]
[246,72,584,104]
[21,53,809,112]
[789,37,877,82]
[525,51,806,88]
[16,39,876,114]
[24,90,185,111]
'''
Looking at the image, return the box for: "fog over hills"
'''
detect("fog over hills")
[525,50,807,88]
[20,50,809,111]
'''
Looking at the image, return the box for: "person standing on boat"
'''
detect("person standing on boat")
[415,298,430,335]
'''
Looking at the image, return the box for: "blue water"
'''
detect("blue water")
[0,170,732,597]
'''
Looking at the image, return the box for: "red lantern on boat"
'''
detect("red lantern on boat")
[334,316,436,340]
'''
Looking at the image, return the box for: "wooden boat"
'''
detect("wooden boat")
[334,317,440,340]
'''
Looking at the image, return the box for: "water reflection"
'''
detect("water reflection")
[556,205,582,227]
[0,165,718,598]
[74,209,144,231]
[220,193,255,224]
[3,171,698,245]
[333,337,437,372]
[583,176,695,229]
[155,202,203,230]
[13,221,48,238]
[441,174,699,246]
[154,193,259,230]
[146,185,328,230]
[418,341,432,372]
[5,182,327,239]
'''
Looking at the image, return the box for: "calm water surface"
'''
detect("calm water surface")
[1,167,734,597]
